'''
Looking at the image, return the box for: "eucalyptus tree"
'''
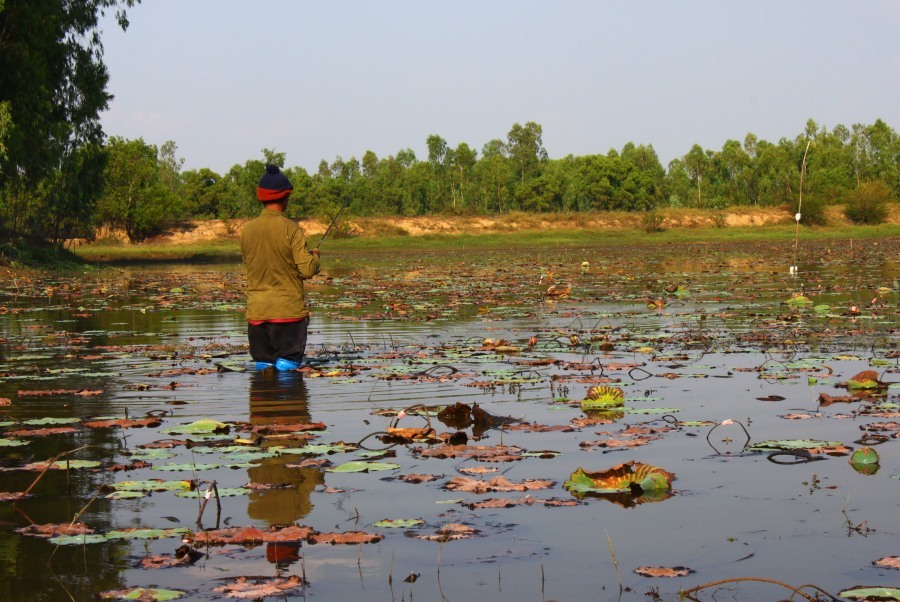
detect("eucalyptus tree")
[507,121,548,188]
[682,144,710,207]
[474,139,512,213]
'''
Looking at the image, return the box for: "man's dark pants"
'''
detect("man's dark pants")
[248,318,309,364]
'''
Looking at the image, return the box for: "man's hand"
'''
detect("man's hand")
[312,248,320,257]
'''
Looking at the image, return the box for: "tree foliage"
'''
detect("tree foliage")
[0,0,139,241]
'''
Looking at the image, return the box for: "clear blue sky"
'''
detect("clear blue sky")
[98,0,900,174]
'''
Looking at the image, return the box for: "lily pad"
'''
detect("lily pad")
[327,461,401,473]
[98,587,185,600]
[564,461,674,495]
[839,587,900,601]
[580,386,624,410]
[164,419,230,435]
[373,518,425,528]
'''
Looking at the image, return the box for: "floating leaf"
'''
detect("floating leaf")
[786,294,813,306]
[98,587,185,600]
[176,487,250,498]
[848,370,881,390]
[373,518,425,528]
[326,461,401,473]
[581,385,624,409]
[634,566,694,577]
[48,534,108,545]
[0,438,28,447]
[164,419,230,435]
[747,439,847,455]
[213,576,305,599]
[839,587,900,601]
[106,528,189,540]
[564,461,674,498]
[23,459,101,470]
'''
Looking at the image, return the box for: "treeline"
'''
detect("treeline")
[0,4,897,245]
[5,118,900,244]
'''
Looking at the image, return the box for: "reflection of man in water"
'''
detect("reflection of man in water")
[247,370,324,527]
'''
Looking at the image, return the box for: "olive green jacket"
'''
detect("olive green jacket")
[240,209,320,321]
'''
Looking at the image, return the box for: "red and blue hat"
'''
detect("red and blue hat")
[257,164,293,201]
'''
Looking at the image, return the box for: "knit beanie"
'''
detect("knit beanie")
[257,164,293,201]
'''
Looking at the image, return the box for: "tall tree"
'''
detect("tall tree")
[0,0,139,239]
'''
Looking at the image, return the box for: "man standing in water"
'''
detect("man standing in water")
[241,163,320,370]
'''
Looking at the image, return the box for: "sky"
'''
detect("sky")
[98,0,900,175]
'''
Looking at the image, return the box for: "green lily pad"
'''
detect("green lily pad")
[581,386,625,410]
[105,491,146,500]
[373,518,425,528]
[747,439,843,452]
[327,461,401,473]
[839,587,900,601]
[564,461,674,495]
[0,438,28,447]
[22,417,81,426]
[30,459,101,470]
[110,480,194,492]
[106,528,189,540]
[48,534,109,545]
[151,463,223,472]
[850,447,879,465]
[99,587,185,600]
[164,419,230,435]
[175,487,251,498]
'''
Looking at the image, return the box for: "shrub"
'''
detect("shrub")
[844,181,891,225]
[641,210,665,233]
[712,213,727,228]
[793,196,828,227]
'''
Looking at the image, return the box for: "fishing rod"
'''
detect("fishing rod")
[316,197,350,249]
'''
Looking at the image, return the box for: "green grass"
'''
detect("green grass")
[72,222,899,263]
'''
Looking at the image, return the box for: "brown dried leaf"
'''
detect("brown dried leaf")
[8,427,79,437]
[17,389,102,397]
[398,473,442,483]
[416,444,523,462]
[874,556,900,569]
[443,476,554,494]
[634,566,694,577]
[17,522,94,538]
[83,418,162,429]
[308,530,383,545]
[213,575,305,599]
[457,466,498,475]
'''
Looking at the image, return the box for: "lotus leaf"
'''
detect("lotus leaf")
[28,460,101,470]
[99,587,185,600]
[848,370,881,390]
[580,386,624,409]
[0,438,28,447]
[850,447,879,465]
[373,518,425,528]
[839,587,900,601]
[327,461,401,473]
[747,439,843,452]
[175,487,251,498]
[564,461,674,495]
[110,480,194,492]
[786,294,813,306]
[48,534,109,545]
[164,419,230,434]
[106,528,189,540]
[105,491,145,500]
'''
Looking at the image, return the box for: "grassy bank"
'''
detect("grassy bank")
[72,221,900,263]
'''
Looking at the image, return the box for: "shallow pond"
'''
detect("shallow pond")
[0,238,898,601]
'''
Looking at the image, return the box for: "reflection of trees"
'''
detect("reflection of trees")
[247,371,324,526]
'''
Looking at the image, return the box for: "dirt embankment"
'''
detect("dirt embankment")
[84,205,896,246]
